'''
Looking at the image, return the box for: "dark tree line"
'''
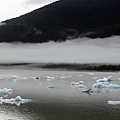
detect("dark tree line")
[41,63,120,71]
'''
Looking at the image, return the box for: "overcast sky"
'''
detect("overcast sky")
[0,0,58,22]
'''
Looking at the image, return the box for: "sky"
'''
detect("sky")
[0,0,58,22]
[0,36,120,64]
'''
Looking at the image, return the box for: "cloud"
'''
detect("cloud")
[24,0,58,6]
[0,36,120,64]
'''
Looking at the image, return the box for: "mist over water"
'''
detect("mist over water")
[0,36,120,64]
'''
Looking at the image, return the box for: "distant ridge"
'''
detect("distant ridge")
[0,0,120,43]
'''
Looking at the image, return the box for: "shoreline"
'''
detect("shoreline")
[0,62,120,72]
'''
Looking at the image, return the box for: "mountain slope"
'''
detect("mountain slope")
[0,0,120,43]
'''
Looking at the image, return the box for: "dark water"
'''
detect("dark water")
[0,69,120,120]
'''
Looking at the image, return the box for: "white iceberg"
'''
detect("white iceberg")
[92,83,108,89]
[108,84,120,89]
[71,81,84,86]
[96,76,112,82]
[0,96,31,106]
[66,75,72,78]
[108,100,120,105]
[78,75,83,77]
[71,82,80,86]
[12,75,39,82]
[79,84,86,88]
[85,73,95,76]
[0,88,12,97]
[79,81,84,84]
[46,76,55,80]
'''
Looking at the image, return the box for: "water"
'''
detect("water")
[0,68,120,120]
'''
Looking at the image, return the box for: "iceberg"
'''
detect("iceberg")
[108,84,120,89]
[0,88,12,97]
[12,75,39,82]
[0,96,31,106]
[79,81,84,84]
[108,100,120,105]
[85,73,95,76]
[79,84,86,88]
[71,82,79,85]
[71,81,84,86]
[96,76,112,82]
[92,83,108,89]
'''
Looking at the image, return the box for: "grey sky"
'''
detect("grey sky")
[0,0,58,22]
[25,0,58,5]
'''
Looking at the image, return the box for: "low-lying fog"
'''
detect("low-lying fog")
[0,36,120,64]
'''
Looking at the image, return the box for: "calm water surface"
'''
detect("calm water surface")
[0,68,120,120]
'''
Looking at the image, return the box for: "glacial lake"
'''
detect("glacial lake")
[0,68,120,120]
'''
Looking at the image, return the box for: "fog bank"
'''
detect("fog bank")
[0,36,120,64]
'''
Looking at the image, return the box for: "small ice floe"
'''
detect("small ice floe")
[108,84,120,89]
[71,81,84,86]
[78,75,83,77]
[92,77,98,79]
[12,75,29,82]
[79,81,84,84]
[92,83,108,89]
[66,75,72,78]
[108,100,120,105]
[79,84,86,88]
[46,76,55,80]
[0,96,31,106]
[71,82,79,86]
[96,76,112,82]
[31,76,40,80]
[85,73,95,76]
[0,88,12,97]
[60,75,66,79]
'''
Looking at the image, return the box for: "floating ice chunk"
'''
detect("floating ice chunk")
[79,81,84,84]
[13,75,17,79]
[78,75,83,77]
[0,96,31,106]
[79,84,86,88]
[30,76,40,80]
[66,75,72,78]
[108,100,120,105]
[92,83,108,89]
[71,82,75,85]
[108,84,120,89]
[46,76,55,79]
[85,73,95,76]
[96,76,112,82]
[92,77,98,79]
[0,88,13,97]
[107,76,112,81]
[60,75,66,79]
[0,88,12,93]
[71,81,84,86]
[71,82,79,85]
